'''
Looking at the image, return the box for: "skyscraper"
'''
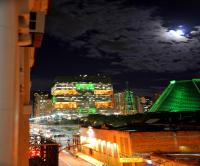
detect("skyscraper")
[114,89,137,115]
[33,91,53,117]
[51,75,114,116]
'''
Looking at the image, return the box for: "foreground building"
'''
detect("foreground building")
[78,126,200,166]
[0,1,48,165]
[51,75,114,116]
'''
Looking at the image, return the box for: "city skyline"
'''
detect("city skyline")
[31,0,200,95]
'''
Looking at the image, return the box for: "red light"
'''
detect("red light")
[36,151,40,156]
[29,148,41,158]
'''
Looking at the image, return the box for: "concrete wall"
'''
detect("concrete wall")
[0,1,19,165]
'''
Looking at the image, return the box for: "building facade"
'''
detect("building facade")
[135,96,153,113]
[51,75,114,116]
[0,1,48,165]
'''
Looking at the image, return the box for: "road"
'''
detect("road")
[30,123,79,149]
[30,123,92,165]
[59,150,92,166]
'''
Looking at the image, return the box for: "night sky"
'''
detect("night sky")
[31,0,200,96]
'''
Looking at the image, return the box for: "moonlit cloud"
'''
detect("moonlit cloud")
[46,0,200,74]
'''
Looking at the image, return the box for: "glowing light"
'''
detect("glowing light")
[78,108,96,114]
[146,160,152,164]
[179,145,190,152]
[94,90,113,95]
[76,83,95,90]
[95,101,113,108]
[87,126,94,138]
[54,102,77,109]
[113,112,120,115]
[90,138,96,147]
[57,112,63,116]
[51,114,56,118]
[170,80,176,84]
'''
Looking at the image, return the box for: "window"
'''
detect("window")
[29,12,37,30]
[30,12,36,20]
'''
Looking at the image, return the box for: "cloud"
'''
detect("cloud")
[46,0,200,73]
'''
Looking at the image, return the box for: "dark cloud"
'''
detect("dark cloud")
[32,0,200,95]
[46,0,200,74]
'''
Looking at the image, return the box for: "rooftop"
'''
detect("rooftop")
[80,111,200,132]
[149,78,200,112]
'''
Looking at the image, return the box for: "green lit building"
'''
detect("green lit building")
[51,75,114,115]
[149,78,200,112]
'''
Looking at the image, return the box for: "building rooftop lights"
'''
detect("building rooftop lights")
[170,80,176,84]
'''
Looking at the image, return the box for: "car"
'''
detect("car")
[52,134,67,142]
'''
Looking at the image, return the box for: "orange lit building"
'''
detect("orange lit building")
[79,127,200,166]
[51,75,114,116]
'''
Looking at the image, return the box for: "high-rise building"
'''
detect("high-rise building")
[135,96,144,113]
[135,96,153,113]
[33,91,53,117]
[143,96,153,112]
[114,89,137,114]
[51,75,114,116]
[114,92,125,114]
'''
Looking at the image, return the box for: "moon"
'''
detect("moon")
[169,29,185,37]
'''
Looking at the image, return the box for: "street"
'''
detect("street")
[59,150,92,166]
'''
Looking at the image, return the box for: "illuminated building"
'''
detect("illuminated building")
[0,1,48,165]
[114,92,125,114]
[150,79,200,112]
[114,90,137,114]
[135,96,153,113]
[33,91,53,117]
[51,75,114,115]
[135,96,144,113]
[78,126,200,166]
[141,96,153,112]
